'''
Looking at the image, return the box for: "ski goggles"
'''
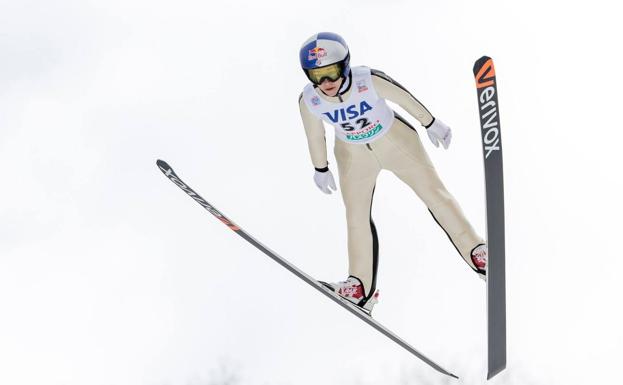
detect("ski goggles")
[306,63,344,84]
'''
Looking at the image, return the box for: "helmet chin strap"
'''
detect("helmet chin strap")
[337,72,352,95]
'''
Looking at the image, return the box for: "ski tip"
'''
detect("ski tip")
[473,55,493,75]
[157,159,171,171]
[473,56,496,89]
[157,159,178,177]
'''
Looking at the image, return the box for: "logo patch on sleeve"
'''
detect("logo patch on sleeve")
[356,80,368,93]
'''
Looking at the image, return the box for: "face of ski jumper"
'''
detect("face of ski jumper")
[317,77,344,97]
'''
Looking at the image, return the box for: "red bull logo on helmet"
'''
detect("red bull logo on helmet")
[308,47,327,64]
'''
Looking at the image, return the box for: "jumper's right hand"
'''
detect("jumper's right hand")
[313,169,337,194]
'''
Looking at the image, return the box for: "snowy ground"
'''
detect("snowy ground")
[1,1,622,384]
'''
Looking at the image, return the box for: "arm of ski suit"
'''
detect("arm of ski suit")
[371,69,452,149]
[298,93,329,170]
[370,69,435,127]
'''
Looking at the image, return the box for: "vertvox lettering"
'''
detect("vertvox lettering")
[479,86,500,159]
[474,58,501,160]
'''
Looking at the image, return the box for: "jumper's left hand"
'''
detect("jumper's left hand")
[426,118,452,149]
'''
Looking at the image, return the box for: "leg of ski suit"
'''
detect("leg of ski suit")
[334,138,382,299]
[335,117,484,298]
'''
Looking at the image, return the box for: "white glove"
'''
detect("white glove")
[426,118,452,149]
[313,169,337,194]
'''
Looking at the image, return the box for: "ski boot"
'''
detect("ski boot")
[470,243,488,281]
[321,276,379,315]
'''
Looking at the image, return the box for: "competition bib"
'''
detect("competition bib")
[302,66,394,144]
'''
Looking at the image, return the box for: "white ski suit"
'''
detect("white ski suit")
[299,66,484,298]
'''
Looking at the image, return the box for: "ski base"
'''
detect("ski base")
[473,56,507,380]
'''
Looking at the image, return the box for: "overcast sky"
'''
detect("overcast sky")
[1,1,622,384]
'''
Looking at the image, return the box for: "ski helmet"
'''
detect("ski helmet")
[299,32,350,85]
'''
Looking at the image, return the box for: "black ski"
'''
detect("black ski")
[156,159,458,379]
[473,56,507,380]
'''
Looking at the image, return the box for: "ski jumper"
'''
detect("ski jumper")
[299,66,484,298]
